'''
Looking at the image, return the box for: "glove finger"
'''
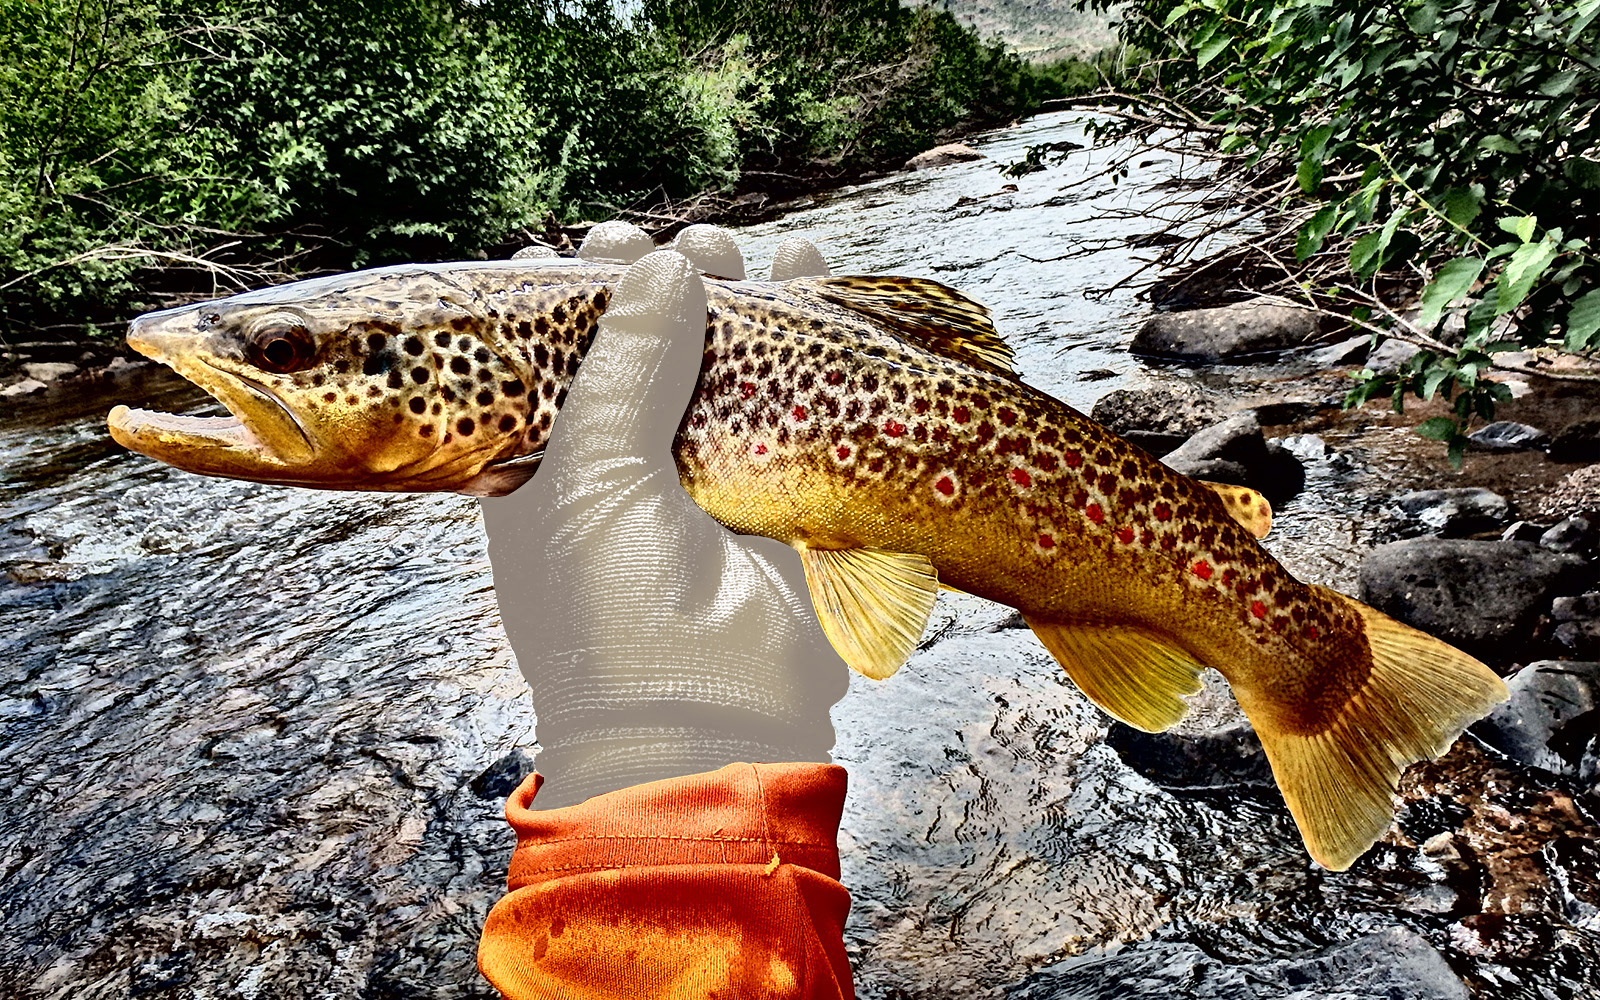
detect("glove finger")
[770,236,831,280]
[578,220,655,264]
[672,224,746,280]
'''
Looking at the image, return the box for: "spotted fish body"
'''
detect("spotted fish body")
[108,259,1507,871]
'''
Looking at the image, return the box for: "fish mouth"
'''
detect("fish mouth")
[108,322,315,479]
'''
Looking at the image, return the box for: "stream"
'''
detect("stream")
[1,112,1595,999]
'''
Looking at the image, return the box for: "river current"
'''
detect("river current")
[1,113,1589,999]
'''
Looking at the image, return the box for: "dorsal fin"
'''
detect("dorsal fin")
[797,275,1019,380]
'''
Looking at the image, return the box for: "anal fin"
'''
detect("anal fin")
[799,546,940,680]
[1024,616,1207,732]
[1198,480,1273,539]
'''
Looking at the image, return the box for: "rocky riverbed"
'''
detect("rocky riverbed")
[4,112,1600,999]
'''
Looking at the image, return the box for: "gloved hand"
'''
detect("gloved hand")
[479,226,849,809]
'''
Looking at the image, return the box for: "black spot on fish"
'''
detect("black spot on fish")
[409,397,426,414]
[502,380,524,396]
[477,368,493,383]
[386,370,403,389]
[404,337,424,356]
[366,332,386,351]
[534,345,549,366]
[411,368,429,384]
[432,402,442,415]
[312,373,324,386]
[334,359,349,374]
[458,338,471,352]
[457,417,475,436]
[420,424,433,436]
[555,387,567,408]
[451,357,470,375]
[435,332,452,347]
[474,347,490,364]
[498,414,516,432]
[541,382,554,399]
[552,305,566,323]
[363,352,394,376]
[476,389,494,406]
[450,317,471,332]
[538,412,551,429]
[551,349,565,372]
[517,320,532,338]
[441,386,456,403]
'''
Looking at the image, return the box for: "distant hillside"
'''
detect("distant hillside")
[930,1,1120,62]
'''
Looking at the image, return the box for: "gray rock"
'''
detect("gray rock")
[1308,333,1372,366]
[1554,620,1600,658]
[1278,432,1328,462]
[1549,418,1600,464]
[1170,457,1251,486]
[1162,412,1269,475]
[1538,463,1600,521]
[1366,338,1423,374]
[1089,386,1224,457]
[1248,399,1324,424]
[1008,927,1469,1000]
[1477,661,1600,776]
[905,143,983,170]
[1469,420,1549,452]
[1358,539,1592,662]
[1541,516,1596,554]
[1394,487,1513,538]
[1131,299,1319,361]
[0,378,47,397]
[1553,593,1600,620]
[1501,520,1549,543]
[21,361,77,382]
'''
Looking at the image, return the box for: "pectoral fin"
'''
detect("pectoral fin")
[1024,616,1207,732]
[799,546,940,680]
[1199,480,1273,539]
[456,449,545,497]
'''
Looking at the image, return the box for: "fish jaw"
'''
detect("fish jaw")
[109,307,319,481]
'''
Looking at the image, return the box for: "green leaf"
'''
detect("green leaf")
[1565,289,1600,351]
[1495,238,1559,314]
[1438,186,1484,228]
[1296,204,1338,260]
[1447,434,1468,469]
[1416,256,1485,328]
[1497,215,1537,242]
[1539,69,1578,97]
[1479,134,1522,154]
[1416,416,1457,441]
[1196,33,1231,68]
[1421,367,1453,400]
[1350,230,1385,278]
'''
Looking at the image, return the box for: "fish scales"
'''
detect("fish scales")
[107,259,1508,871]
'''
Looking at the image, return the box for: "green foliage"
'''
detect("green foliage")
[1082,0,1600,465]
[1,0,1044,336]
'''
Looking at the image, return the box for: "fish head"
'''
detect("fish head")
[107,265,553,495]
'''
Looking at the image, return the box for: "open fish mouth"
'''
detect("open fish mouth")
[108,328,314,477]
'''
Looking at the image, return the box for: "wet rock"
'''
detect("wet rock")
[1554,620,1600,658]
[1308,332,1371,366]
[1541,516,1596,555]
[0,378,47,397]
[1358,539,1592,662]
[1476,661,1600,776]
[1366,338,1422,374]
[1247,398,1324,424]
[906,143,983,170]
[1553,593,1600,620]
[1549,418,1600,464]
[1501,521,1549,543]
[1538,463,1600,520]
[1088,386,1223,456]
[1162,412,1305,501]
[1468,420,1549,452]
[22,362,78,382]
[1130,299,1319,361]
[1393,488,1513,538]
[1277,432,1327,462]
[470,749,536,799]
[1008,927,1469,1000]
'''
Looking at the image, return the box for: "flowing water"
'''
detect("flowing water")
[1,112,1593,999]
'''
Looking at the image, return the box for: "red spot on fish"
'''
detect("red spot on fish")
[1064,450,1082,468]
[754,443,768,455]
[1192,560,1213,580]
[740,381,756,399]
[1116,527,1135,545]
[1009,468,1032,487]
[883,420,906,437]
[998,408,1017,426]
[1250,600,1267,620]
[1306,624,1321,640]
[1038,534,1055,549]
[1085,503,1104,524]
[953,406,970,423]
[837,445,852,460]
[792,405,807,421]
[935,475,955,496]
[1154,502,1172,521]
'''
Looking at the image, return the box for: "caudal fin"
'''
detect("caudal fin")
[1243,586,1507,870]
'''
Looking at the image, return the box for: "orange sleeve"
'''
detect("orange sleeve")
[478,762,855,1000]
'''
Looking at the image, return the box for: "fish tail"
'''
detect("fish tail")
[1236,585,1507,870]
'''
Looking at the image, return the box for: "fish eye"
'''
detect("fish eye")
[246,322,315,374]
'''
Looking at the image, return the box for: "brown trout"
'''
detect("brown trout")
[107,258,1507,870]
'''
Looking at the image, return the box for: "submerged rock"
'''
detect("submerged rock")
[1131,300,1319,361]
[1358,539,1592,662]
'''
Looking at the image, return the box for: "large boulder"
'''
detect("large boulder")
[1089,386,1224,456]
[1475,661,1600,777]
[905,143,983,170]
[1549,418,1600,464]
[1161,412,1305,500]
[1358,539,1593,662]
[1131,299,1319,361]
